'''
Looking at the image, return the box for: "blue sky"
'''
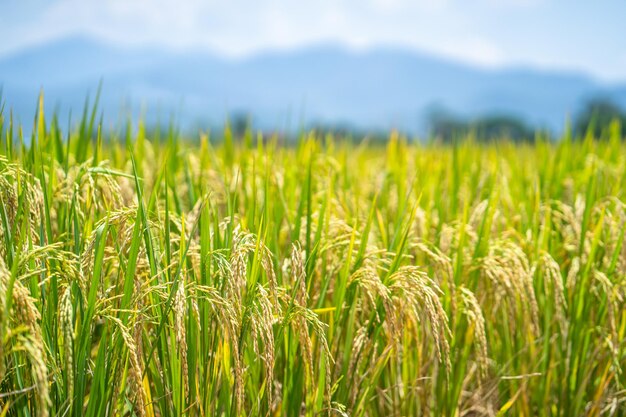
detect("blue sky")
[1,0,626,81]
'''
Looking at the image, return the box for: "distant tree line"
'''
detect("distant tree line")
[188,98,626,144]
[573,98,626,139]
[429,98,626,142]
[429,112,535,143]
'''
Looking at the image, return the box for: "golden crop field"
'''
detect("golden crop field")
[0,100,625,416]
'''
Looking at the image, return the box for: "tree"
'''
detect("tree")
[428,110,534,143]
[574,98,625,139]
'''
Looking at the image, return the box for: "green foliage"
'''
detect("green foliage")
[574,98,626,139]
[428,110,536,143]
[0,95,625,416]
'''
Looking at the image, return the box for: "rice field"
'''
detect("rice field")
[0,97,625,416]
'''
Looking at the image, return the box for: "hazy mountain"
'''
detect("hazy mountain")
[1,36,625,134]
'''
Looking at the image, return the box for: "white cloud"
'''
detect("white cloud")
[370,0,450,13]
[1,0,624,81]
[482,0,544,6]
[435,36,504,66]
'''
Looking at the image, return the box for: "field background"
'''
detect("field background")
[0,99,625,416]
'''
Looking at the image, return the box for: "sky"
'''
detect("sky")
[1,0,626,82]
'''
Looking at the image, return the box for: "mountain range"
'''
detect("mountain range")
[1,36,625,135]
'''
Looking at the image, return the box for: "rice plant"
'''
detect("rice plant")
[0,96,625,416]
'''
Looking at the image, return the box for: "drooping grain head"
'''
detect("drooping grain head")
[388,266,451,374]
[459,286,489,380]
